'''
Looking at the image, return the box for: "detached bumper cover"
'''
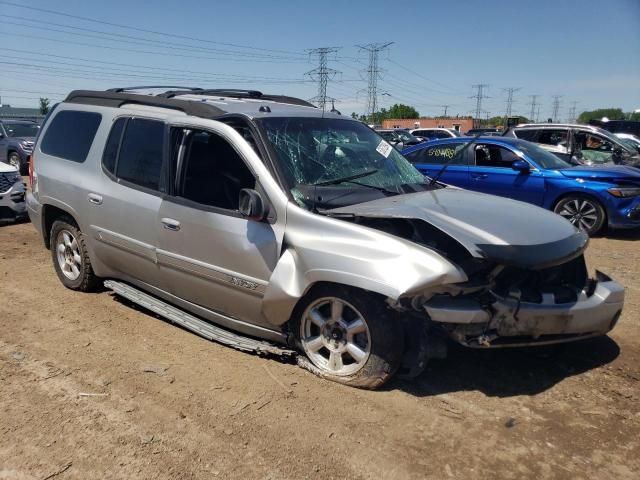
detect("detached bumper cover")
[424,274,624,347]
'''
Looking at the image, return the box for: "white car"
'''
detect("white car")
[0,162,26,223]
[410,128,461,140]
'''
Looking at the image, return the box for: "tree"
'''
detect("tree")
[577,108,625,124]
[39,97,50,115]
[386,104,419,119]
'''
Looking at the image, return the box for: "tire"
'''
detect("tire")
[553,195,606,236]
[291,284,404,389]
[50,217,100,291]
[8,152,22,173]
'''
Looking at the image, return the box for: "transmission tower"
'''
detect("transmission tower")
[528,95,539,122]
[305,47,341,112]
[470,84,489,128]
[503,87,521,118]
[441,105,450,117]
[551,95,563,122]
[357,42,393,122]
[568,101,578,123]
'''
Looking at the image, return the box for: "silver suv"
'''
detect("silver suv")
[27,88,625,388]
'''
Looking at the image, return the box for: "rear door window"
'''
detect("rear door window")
[102,118,127,175]
[535,129,569,148]
[115,118,165,191]
[40,110,102,163]
[513,129,538,141]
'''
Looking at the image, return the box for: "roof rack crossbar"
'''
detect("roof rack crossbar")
[107,86,202,93]
[162,89,317,108]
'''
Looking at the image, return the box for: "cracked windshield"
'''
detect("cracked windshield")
[259,117,427,206]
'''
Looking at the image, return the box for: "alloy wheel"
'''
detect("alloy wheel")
[300,297,371,376]
[55,230,83,281]
[557,198,600,232]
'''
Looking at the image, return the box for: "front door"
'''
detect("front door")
[404,142,469,188]
[468,143,545,205]
[157,123,284,328]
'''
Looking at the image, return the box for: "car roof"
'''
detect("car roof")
[513,123,598,130]
[401,135,527,155]
[63,88,346,121]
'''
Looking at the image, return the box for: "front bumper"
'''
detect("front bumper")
[0,180,27,222]
[607,195,640,228]
[424,273,624,347]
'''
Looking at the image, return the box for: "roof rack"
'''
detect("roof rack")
[161,88,317,108]
[65,90,226,118]
[107,86,202,93]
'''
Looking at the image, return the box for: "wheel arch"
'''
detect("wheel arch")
[41,203,80,250]
[551,191,608,230]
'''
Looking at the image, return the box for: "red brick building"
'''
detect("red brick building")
[382,117,474,133]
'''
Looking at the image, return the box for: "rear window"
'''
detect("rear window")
[40,110,102,163]
[115,118,165,191]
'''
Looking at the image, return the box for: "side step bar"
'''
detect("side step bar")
[104,280,296,358]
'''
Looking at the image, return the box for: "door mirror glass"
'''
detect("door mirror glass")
[511,159,530,172]
[239,188,266,221]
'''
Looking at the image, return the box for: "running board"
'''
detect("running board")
[104,280,296,357]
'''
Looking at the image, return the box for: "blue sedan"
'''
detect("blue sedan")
[402,137,640,235]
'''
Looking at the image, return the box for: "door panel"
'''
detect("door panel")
[157,124,284,328]
[408,142,470,188]
[468,144,545,205]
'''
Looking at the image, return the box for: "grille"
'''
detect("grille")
[0,173,19,193]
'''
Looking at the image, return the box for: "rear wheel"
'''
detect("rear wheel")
[292,285,403,389]
[50,217,100,291]
[554,195,606,236]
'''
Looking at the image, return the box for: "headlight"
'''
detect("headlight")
[607,187,640,198]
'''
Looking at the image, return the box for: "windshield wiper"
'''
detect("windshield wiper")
[342,179,399,195]
[429,134,483,186]
[313,169,378,186]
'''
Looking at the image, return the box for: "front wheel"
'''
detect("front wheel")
[291,285,403,389]
[554,195,606,236]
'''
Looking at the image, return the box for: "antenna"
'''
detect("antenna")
[305,47,341,112]
[357,42,394,123]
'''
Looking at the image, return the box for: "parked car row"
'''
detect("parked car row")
[0,119,39,174]
[23,87,625,389]
[402,136,640,235]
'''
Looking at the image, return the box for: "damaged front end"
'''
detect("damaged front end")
[329,193,625,350]
[422,259,624,348]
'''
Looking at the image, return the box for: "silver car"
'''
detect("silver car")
[27,88,625,389]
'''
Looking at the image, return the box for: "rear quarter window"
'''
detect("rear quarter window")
[514,129,538,141]
[40,110,102,163]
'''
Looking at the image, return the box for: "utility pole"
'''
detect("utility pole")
[470,84,489,128]
[440,105,450,117]
[357,42,393,123]
[551,95,563,122]
[528,94,539,122]
[567,101,578,123]
[305,47,340,112]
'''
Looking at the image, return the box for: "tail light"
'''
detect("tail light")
[28,154,36,191]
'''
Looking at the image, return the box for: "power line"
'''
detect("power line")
[503,87,521,118]
[441,105,450,116]
[357,42,393,122]
[470,84,490,128]
[0,0,307,57]
[528,95,539,122]
[305,47,340,112]
[568,101,578,123]
[551,95,563,122]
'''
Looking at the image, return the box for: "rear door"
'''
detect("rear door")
[467,143,545,205]
[157,122,284,329]
[86,116,168,290]
[404,142,469,188]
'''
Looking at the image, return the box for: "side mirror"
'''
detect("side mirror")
[511,159,530,172]
[239,188,266,221]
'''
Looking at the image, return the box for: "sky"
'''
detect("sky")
[1,0,639,120]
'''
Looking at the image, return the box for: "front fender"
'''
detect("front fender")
[261,204,467,325]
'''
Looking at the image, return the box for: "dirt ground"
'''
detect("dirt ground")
[0,220,638,480]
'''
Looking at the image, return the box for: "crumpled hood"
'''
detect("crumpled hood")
[327,188,588,269]
[560,165,640,182]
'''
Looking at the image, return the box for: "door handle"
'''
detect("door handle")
[471,173,488,180]
[161,218,181,231]
[87,193,103,205]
